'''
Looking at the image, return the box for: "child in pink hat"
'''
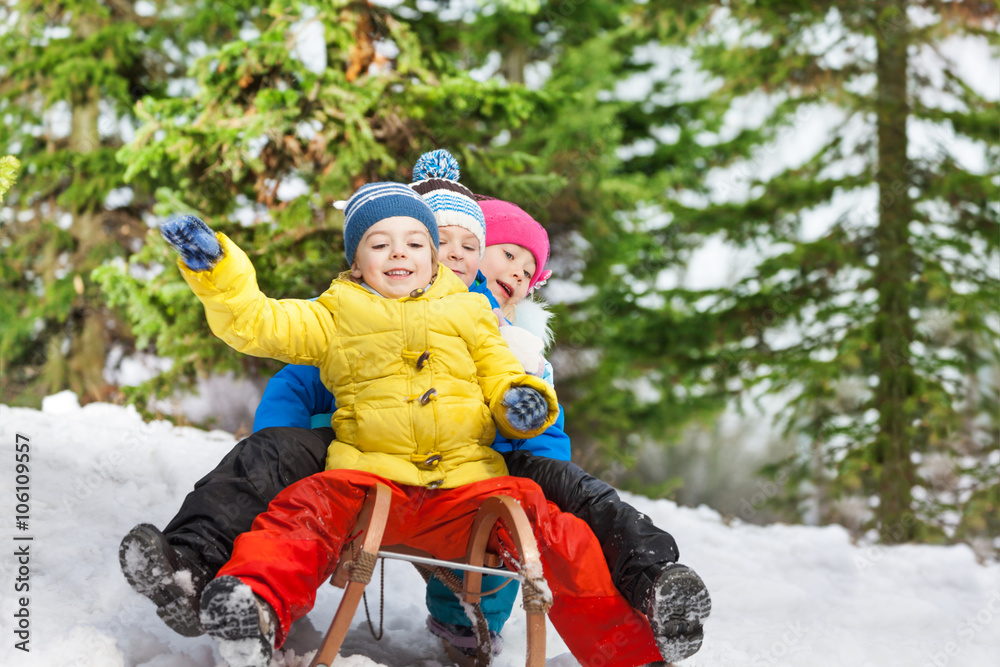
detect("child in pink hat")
[477,197,553,320]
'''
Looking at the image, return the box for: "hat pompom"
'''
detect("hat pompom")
[413,149,460,183]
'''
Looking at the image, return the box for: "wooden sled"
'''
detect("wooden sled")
[308,483,549,667]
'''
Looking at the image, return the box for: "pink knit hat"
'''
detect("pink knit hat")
[477,197,553,293]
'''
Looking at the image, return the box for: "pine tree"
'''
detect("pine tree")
[565,0,999,549]
[0,0,182,404]
[0,0,302,404]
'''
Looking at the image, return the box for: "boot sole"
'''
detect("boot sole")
[119,524,203,637]
[200,576,273,667]
[650,566,712,662]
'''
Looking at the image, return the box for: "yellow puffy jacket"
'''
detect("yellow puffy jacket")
[179,234,559,488]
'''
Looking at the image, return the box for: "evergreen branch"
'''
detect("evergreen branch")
[0,155,21,202]
[105,0,158,28]
[247,223,341,257]
[922,0,1000,30]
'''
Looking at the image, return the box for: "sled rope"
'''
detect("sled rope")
[361,558,385,641]
[345,549,378,583]
[421,561,516,598]
[346,542,384,640]
[520,578,551,614]
[415,564,494,667]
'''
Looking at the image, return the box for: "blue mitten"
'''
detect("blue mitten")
[160,214,223,271]
[502,386,548,433]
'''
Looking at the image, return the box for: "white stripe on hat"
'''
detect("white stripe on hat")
[423,192,485,223]
[345,184,426,223]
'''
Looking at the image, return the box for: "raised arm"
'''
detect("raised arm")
[161,215,333,366]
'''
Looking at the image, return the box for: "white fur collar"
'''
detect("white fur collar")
[510,298,554,352]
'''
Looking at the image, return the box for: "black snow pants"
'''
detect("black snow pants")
[503,450,679,610]
[163,428,678,610]
[163,427,331,576]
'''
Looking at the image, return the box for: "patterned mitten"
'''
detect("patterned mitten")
[160,214,223,271]
[502,386,548,432]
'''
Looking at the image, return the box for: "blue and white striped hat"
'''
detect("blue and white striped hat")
[341,182,438,264]
[410,149,486,258]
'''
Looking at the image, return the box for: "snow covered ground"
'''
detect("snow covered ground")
[1,392,998,667]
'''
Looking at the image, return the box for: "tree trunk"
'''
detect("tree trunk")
[501,43,527,85]
[69,94,103,256]
[872,0,917,543]
[44,12,108,402]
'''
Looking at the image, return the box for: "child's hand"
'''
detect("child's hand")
[502,386,548,432]
[493,308,545,376]
[161,214,223,271]
[499,325,546,377]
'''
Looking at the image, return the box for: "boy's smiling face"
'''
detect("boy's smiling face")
[351,217,435,298]
[438,226,481,287]
[480,243,536,312]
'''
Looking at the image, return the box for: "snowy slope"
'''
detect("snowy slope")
[1,393,998,667]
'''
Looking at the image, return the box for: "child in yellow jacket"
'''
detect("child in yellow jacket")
[161,182,671,667]
[168,182,557,488]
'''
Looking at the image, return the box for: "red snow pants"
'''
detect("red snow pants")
[217,470,663,666]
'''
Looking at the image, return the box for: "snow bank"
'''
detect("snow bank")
[1,393,998,666]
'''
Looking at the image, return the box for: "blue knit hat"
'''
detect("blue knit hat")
[341,182,439,263]
[410,149,486,258]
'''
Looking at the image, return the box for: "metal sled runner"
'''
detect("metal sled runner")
[308,483,549,667]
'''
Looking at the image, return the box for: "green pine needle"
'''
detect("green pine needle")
[0,156,20,203]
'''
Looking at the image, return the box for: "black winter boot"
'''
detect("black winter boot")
[200,576,277,667]
[119,523,211,637]
[644,563,712,663]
